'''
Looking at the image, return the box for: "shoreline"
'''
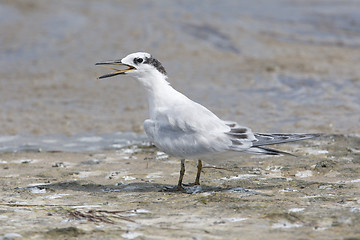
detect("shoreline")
[1,134,359,239]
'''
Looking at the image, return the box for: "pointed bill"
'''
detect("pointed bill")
[95,60,136,79]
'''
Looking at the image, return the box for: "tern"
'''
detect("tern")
[96,52,319,191]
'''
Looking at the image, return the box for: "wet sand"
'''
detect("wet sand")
[1,135,360,239]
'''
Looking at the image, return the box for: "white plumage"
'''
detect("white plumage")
[96,52,319,190]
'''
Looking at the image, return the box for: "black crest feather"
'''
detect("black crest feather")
[144,56,167,76]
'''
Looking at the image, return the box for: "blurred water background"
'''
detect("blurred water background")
[0,0,359,151]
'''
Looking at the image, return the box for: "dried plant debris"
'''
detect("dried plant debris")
[66,209,135,224]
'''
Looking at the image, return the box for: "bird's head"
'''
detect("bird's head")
[96,52,167,80]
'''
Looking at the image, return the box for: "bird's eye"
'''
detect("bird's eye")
[134,58,143,64]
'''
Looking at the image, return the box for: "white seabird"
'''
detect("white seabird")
[96,52,319,191]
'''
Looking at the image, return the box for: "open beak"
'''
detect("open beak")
[95,60,136,79]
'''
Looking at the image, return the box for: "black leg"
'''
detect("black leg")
[194,160,202,185]
[176,159,185,191]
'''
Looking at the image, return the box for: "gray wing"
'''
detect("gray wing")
[245,133,321,156]
[223,121,257,150]
[252,133,321,147]
[224,121,320,155]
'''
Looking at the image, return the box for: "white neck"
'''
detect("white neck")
[136,71,186,119]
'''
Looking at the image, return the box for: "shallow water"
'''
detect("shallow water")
[0,0,359,140]
[0,132,147,152]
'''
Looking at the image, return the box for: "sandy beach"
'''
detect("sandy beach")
[1,135,360,239]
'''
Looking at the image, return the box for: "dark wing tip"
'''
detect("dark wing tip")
[252,133,322,147]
